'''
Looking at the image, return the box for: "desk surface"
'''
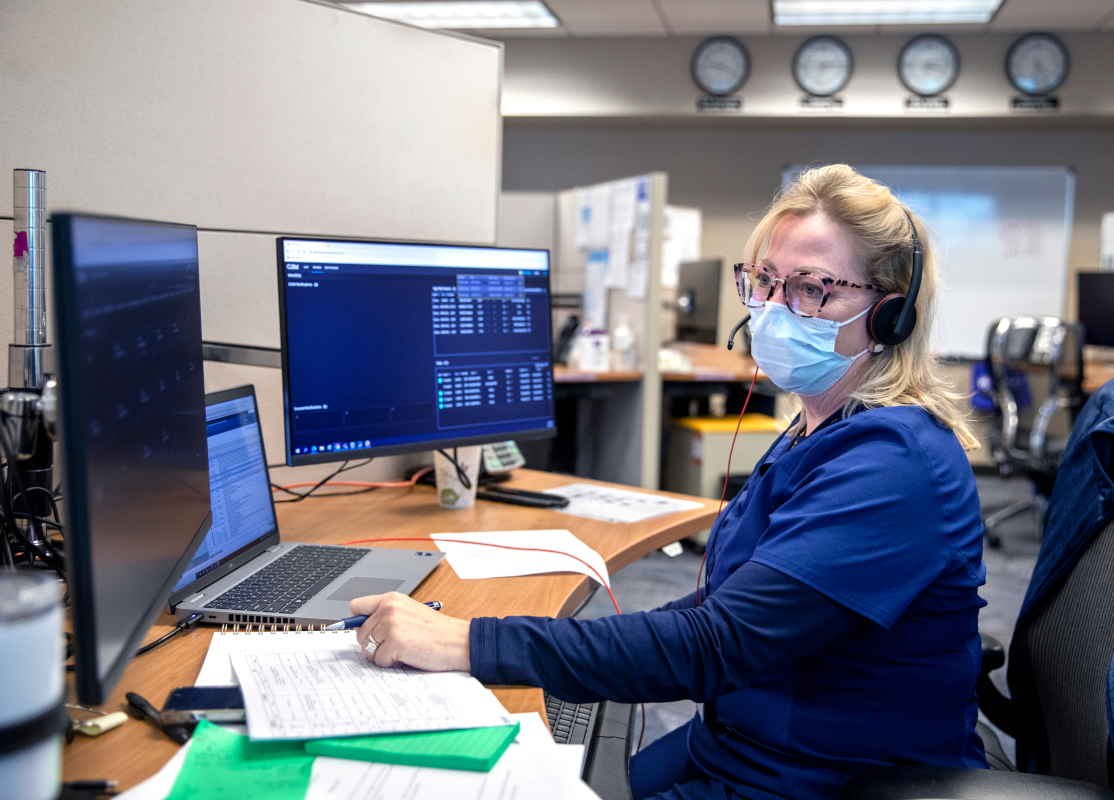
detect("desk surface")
[662,342,766,383]
[63,469,718,791]
[1084,361,1114,395]
[554,344,767,385]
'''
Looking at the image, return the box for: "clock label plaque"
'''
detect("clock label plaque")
[1011,96,1059,111]
[800,96,843,111]
[697,96,742,112]
[905,96,949,112]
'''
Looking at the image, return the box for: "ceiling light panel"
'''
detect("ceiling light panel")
[346,1,560,29]
[773,0,1004,26]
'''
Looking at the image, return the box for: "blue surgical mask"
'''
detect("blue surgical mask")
[748,303,870,397]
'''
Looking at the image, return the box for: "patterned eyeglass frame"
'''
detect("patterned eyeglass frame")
[733,263,885,318]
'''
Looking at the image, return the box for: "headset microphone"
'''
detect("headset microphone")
[865,208,923,346]
[726,314,751,350]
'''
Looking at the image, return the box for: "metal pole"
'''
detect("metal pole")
[11,169,48,390]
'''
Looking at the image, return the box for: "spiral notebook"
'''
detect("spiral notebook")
[196,626,363,687]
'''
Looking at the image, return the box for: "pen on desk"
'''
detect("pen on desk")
[325,601,442,630]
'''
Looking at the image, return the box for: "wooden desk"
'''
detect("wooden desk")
[62,470,717,791]
[553,365,643,383]
[661,342,768,384]
[1084,361,1114,395]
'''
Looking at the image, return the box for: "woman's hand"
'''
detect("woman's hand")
[349,593,471,672]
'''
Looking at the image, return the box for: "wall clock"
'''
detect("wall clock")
[793,36,853,97]
[691,36,750,97]
[898,34,960,96]
[1006,32,1069,95]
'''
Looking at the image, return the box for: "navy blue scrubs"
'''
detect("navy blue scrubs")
[470,406,988,799]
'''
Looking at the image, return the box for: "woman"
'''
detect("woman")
[349,165,988,800]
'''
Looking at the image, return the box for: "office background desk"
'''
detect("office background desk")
[62,470,718,791]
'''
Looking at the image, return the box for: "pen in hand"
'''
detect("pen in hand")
[325,600,442,630]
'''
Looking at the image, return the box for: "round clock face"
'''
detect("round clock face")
[691,36,750,96]
[1006,33,1070,95]
[793,36,853,97]
[899,34,960,96]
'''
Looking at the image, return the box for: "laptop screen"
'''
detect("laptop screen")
[172,393,278,594]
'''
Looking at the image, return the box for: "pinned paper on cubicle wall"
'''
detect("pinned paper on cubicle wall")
[583,249,609,328]
[662,206,702,289]
[628,177,653,299]
[605,178,639,289]
[576,184,612,252]
[1101,212,1114,271]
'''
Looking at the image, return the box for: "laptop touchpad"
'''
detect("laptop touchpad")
[327,577,404,602]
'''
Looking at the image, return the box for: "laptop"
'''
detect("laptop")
[171,384,444,627]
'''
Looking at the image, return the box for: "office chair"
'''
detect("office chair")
[982,316,1084,548]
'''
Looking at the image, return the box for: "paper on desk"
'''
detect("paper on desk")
[431,530,610,588]
[544,482,704,524]
[231,649,513,741]
[167,719,314,800]
[305,738,599,800]
[196,630,363,686]
[113,713,585,800]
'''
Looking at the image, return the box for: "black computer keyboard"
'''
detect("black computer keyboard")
[205,545,365,614]
[544,692,598,745]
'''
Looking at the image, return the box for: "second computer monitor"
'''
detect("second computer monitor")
[277,239,555,466]
[1078,272,1114,348]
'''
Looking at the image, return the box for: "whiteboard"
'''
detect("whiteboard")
[784,166,1075,358]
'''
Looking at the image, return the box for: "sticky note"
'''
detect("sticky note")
[304,722,520,772]
[167,719,313,800]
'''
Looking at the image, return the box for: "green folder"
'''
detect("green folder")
[304,722,520,772]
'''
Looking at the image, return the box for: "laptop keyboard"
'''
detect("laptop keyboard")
[205,545,366,614]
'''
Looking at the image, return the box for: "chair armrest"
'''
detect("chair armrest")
[981,633,1005,674]
[582,700,635,800]
[843,766,1114,800]
[977,633,1019,737]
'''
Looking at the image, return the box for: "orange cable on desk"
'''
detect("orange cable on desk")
[272,466,433,493]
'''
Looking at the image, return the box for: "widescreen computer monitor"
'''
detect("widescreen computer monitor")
[277,238,556,466]
[1078,272,1114,348]
[53,213,212,704]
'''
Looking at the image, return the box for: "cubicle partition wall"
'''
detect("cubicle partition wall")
[500,175,669,489]
[0,0,504,483]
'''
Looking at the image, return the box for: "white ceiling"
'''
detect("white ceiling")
[341,0,1114,37]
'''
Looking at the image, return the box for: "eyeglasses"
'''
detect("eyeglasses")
[734,263,884,318]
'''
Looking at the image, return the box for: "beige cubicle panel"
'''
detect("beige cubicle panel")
[546,173,668,490]
[0,0,504,483]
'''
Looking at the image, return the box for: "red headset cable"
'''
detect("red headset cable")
[696,365,761,607]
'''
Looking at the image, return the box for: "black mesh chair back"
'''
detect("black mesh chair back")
[1009,515,1114,786]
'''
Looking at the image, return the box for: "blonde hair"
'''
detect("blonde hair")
[745,164,979,450]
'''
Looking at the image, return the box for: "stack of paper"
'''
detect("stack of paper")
[117,714,598,800]
[544,482,704,524]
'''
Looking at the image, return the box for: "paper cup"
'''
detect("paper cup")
[433,446,481,509]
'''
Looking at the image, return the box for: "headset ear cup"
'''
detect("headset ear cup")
[868,294,916,346]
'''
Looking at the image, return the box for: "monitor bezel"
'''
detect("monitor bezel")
[1078,272,1114,348]
[276,236,557,468]
[54,212,213,705]
[167,383,281,609]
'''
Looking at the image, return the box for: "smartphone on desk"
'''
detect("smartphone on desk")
[161,686,245,727]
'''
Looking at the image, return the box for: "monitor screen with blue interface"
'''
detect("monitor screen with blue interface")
[277,239,556,465]
[172,392,278,597]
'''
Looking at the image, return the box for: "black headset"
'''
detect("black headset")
[727,207,923,350]
[866,208,923,346]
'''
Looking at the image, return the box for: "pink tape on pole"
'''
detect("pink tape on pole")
[13,231,28,259]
